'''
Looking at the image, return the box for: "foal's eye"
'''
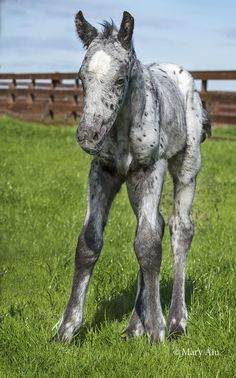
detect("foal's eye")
[115,78,125,86]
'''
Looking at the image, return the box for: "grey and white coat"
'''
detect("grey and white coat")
[53,11,211,343]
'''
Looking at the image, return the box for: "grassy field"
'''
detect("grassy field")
[0,116,235,377]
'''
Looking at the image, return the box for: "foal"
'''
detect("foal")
[53,11,211,343]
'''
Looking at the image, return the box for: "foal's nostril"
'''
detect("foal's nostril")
[93,132,99,142]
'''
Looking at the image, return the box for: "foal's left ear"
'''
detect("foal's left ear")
[118,11,134,50]
[75,11,98,48]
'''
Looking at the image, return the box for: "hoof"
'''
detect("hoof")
[51,319,81,343]
[50,333,60,342]
[122,324,145,338]
[147,328,166,344]
[124,311,145,338]
[50,330,73,343]
[168,318,187,340]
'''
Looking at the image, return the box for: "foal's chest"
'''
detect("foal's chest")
[115,148,133,176]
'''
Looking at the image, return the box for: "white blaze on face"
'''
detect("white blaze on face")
[88,50,111,79]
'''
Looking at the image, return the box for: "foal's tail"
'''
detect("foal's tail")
[201,107,211,143]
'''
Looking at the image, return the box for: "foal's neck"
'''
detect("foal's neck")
[117,57,146,130]
[115,56,161,168]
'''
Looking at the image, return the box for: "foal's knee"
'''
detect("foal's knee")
[134,219,162,272]
[76,216,103,267]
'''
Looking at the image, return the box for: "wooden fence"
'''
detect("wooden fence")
[191,70,236,124]
[0,73,83,124]
[0,71,236,124]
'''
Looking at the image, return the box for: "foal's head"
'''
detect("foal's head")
[75,11,135,154]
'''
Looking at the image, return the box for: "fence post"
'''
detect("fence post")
[8,78,16,106]
[201,79,208,93]
[8,92,15,107]
[29,79,35,89]
[75,78,79,88]
[9,78,16,89]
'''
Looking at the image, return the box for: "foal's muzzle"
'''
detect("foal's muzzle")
[76,121,107,155]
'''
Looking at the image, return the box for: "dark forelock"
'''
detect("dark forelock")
[100,20,118,39]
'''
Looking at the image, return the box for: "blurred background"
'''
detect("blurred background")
[0,0,235,124]
[0,0,236,90]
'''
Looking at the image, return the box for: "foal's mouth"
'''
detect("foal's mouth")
[77,125,107,155]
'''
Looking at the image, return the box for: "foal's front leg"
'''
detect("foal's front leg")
[126,159,167,342]
[53,160,122,342]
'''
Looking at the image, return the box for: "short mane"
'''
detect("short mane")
[100,20,118,38]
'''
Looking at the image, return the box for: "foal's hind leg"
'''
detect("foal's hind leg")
[168,149,201,337]
[125,159,167,342]
[53,160,122,342]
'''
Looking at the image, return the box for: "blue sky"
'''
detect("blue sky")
[0,0,235,89]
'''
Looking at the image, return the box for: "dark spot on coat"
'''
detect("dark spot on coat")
[137,137,142,142]
[110,104,114,110]
[143,134,146,137]
[150,181,154,189]
[144,112,148,116]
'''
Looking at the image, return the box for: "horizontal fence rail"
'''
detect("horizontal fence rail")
[0,73,83,124]
[0,71,236,125]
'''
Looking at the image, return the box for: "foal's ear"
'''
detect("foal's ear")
[118,11,134,50]
[75,11,98,48]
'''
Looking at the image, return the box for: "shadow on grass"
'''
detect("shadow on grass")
[73,276,194,345]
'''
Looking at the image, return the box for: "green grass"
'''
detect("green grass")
[212,125,236,139]
[0,116,235,377]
